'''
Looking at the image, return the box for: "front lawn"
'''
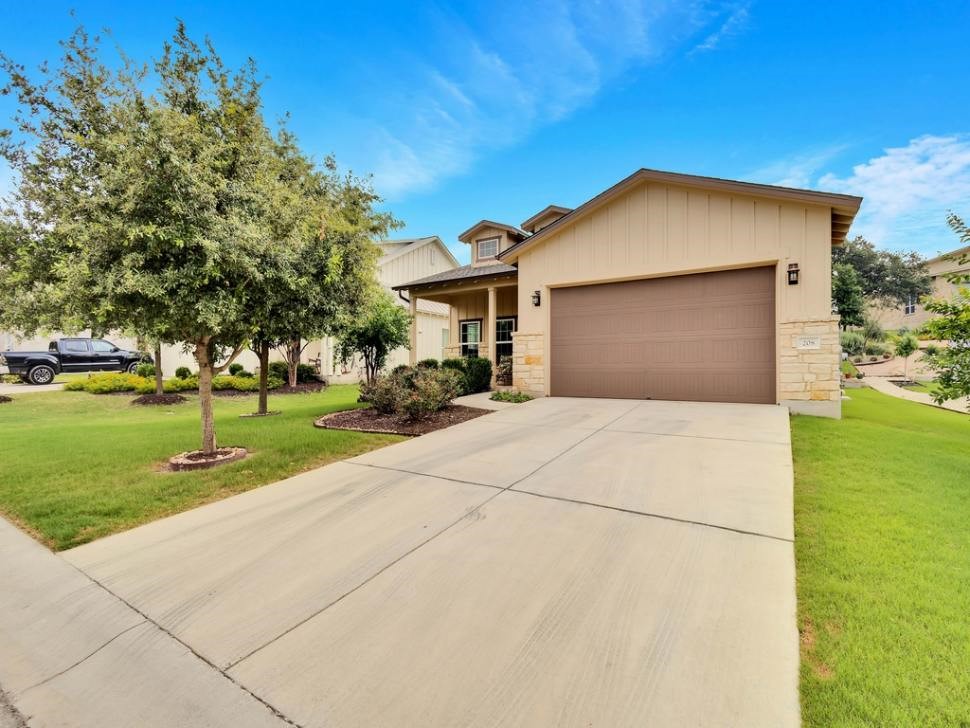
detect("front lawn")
[791,388,970,727]
[0,385,402,550]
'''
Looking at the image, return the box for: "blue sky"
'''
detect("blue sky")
[2,1,969,264]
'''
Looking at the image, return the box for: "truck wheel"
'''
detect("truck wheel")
[28,365,55,385]
[127,362,140,374]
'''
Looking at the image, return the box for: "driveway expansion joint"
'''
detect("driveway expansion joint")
[16,620,147,696]
[59,559,303,728]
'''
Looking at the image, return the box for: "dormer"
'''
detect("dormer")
[458,220,528,267]
[520,205,572,234]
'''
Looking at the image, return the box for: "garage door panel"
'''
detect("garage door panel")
[550,267,775,404]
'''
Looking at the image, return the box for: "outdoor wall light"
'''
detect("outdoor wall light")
[787,263,800,285]
[531,289,542,306]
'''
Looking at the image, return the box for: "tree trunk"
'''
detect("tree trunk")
[288,338,300,387]
[154,342,164,396]
[195,342,217,455]
[257,341,269,415]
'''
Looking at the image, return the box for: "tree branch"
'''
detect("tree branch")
[213,340,248,375]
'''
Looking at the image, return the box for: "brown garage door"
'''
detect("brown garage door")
[550,266,775,403]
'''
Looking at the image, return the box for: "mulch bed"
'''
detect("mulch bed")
[315,404,489,436]
[168,446,248,472]
[131,393,187,406]
[0,395,11,404]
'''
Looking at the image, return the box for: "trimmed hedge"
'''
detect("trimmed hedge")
[64,372,282,395]
[359,365,463,420]
[440,357,492,395]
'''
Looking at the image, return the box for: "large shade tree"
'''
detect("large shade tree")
[0,25,350,454]
[832,235,931,309]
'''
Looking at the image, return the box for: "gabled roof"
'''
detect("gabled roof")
[377,236,460,268]
[520,204,572,232]
[457,220,527,244]
[499,168,863,262]
[393,262,518,291]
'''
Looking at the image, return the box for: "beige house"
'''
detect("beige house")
[397,168,861,418]
[873,245,970,331]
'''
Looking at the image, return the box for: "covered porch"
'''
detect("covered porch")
[398,265,519,382]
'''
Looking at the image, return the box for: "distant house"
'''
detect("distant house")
[310,236,459,381]
[872,246,970,331]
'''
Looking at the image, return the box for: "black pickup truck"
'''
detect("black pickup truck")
[0,338,150,384]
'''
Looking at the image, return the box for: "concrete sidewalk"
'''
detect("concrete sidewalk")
[865,376,968,414]
[0,518,288,727]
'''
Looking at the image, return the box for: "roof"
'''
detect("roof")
[393,262,518,291]
[926,244,970,266]
[377,236,460,268]
[457,220,527,244]
[499,168,864,262]
[520,204,572,232]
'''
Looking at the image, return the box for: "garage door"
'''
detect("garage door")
[550,266,775,403]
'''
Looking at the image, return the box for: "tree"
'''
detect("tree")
[832,263,865,329]
[922,213,970,404]
[832,236,931,308]
[860,316,885,354]
[894,333,919,381]
[0,25,299,454]
[337,291,411,384]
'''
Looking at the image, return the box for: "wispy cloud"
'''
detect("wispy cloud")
[366,1,751,200]
[747,144,850,189]
[691,2,751,54]
[819,135,970,255]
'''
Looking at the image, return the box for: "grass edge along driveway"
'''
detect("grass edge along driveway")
[791,387,970,727]
[0,385,402,550]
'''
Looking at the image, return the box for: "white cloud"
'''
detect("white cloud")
[368,1,749,200]
[819,135,970,255]
[747,144,849,189]
[691,3,751,54]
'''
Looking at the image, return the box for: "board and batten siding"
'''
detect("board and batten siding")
[516,181,832,332]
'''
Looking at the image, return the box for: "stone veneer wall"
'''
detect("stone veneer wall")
[778,318,842,418]
[511,332,545,396]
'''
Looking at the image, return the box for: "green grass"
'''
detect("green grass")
[902,379,942,397]
[0,385,402,550]
[791,388,970,727]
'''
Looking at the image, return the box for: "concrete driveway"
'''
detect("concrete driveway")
[5,397,798,727]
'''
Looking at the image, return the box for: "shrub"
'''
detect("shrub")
[134,362,155,378]
[839,331,865,357]
[864,342,888,356]
[175,366,192,380]
[391,363,411,375]
[228,362,245,376]
[64,378,87,391]
[165,376,199,392]
[417,358,439,369]
[360,366,462,418]
[490,390,532,403]
[69,373,146,394]
[855,371,865,379]
[442,358,468,394]
[464,357,492,394]
[266,360,319,384]
[851,355,863,364]
[397,368,463,420]
[496,355,513,385]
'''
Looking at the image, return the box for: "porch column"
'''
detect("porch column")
[408,294,418,365]
[487,286,497,367]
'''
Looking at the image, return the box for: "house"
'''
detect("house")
[872,245,970,330]
[310,236,459,381]
[396,168,862,418]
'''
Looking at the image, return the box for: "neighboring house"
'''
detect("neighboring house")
[309,236,458,381]
[397,168,861,418]
[872,245,970,331]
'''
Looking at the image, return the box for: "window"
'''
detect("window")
[904,293,917,315]
[63,339,88,353]
[91,339,116,353]
[477,237,499,260]
[496,317,516,360]
[460,320,481,357]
